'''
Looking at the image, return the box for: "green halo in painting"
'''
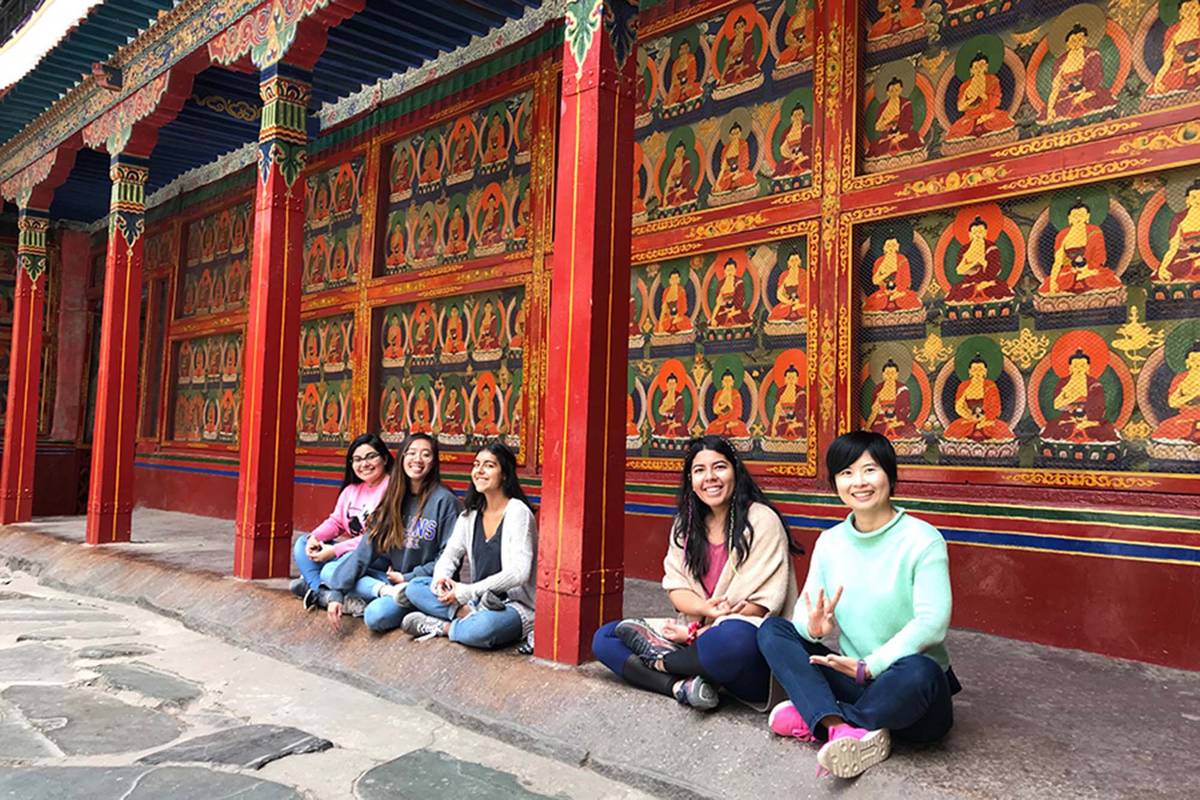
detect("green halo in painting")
[1165,319,1200,372]
[1046,3,1107,56]
[711,355,745,388]
[873,60,917,104]
[668,26,703,64]
[954,336,1004,381]
[1050,185,1109,229]
[1160,0,1189,27]
[868,341,913,383]
[955,34,1005,81]
[1164,169,1200,212]
[780,86,813,125]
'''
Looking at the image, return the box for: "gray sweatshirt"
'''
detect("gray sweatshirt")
[326,484,461,603]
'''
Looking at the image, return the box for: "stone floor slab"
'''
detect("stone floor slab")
[94,662,202,706]
[138,724,333,770]
[1,685,183,755]
[75,643,159,660]
[16,624,140,642]
[0,766,142,799]
[126,766,302,799]
[0,700,58,760]
[0,643,75,683]
[355,749,566,800]
[0,766,302,800]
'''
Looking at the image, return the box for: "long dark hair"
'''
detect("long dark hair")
[340,434,393,491]
[370,433,443,553]
[463,442,532,514]
[672,435,801,582]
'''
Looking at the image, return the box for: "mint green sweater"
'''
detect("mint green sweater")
[793,507,951,678]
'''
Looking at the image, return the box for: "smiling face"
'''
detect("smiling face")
[403,438,434,487]
[833,450,891,516]
[351,442,385,484]
[471,448,502,493]
[690,448,734,511]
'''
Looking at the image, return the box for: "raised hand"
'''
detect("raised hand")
[803,586,843,639]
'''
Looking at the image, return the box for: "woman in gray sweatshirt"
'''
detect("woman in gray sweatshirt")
[325,433,461,633]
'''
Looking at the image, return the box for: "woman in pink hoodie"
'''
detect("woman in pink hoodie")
[290,434,393,609]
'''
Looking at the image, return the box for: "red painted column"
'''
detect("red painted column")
[234,62,312,579]
[0,206,50,523]
[86,154,150,544]
[534,0,639,664]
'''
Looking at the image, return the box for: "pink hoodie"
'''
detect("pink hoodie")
[310,476,390,557]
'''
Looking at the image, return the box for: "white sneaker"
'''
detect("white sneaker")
[816,727,891,778]
[377,583,413,607]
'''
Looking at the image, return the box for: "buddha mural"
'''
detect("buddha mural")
[703,362,753,446]
[1149,0,1200,98]
[772,0,814,77]
[862,344,927,457]
[1031,192,1128,327]
[941,37,1018,154]
[1157,180,1200,283]
[1040,17,1118,124]
[714,7,767,99]
[937,338,1020,463]
[761,348,808,454]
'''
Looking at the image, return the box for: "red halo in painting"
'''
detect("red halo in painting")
[1051,330,1109,378]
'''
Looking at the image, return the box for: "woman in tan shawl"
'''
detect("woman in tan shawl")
[593,435,801,711]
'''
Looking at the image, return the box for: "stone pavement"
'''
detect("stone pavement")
[4,509,1200,799]
[0,571,651,800]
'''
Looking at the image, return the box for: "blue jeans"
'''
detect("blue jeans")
[333,568,413,634]
[405,576,524,650]
[293,535,352,590]
[756,616,955,743]
[592,618,772,704]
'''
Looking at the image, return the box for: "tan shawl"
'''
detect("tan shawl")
[661,501,798,625]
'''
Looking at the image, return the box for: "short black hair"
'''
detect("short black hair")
[825,430,898,494]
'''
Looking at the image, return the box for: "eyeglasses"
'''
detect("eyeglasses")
[352,452,383,465]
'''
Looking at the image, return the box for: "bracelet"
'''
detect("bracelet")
[686,621,700,646]
[855,659,868,685]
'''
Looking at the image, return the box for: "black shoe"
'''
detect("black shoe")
[615,618,679,662]
[289,578,307,599]
[480,590,507,612]
[303,587,330,611]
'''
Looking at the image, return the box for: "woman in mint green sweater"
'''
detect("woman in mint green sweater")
[757,431,961,780]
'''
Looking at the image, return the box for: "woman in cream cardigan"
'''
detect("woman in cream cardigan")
[401,442,537,650]
[593,435,801,710]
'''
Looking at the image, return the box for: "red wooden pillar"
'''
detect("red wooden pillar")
[534,0,639,664]
[0,205,51,523]
[86,153,150,544]
[234,61,313,579]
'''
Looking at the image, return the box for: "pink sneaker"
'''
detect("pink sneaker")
[767,701,817,742]
[816,723,891,778]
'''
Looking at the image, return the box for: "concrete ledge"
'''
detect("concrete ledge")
[3,516,1199,799]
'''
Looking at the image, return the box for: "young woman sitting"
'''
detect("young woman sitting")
[401,443,538,650]
[593,435,800,710]
[291,434,392,610]
[324,433,461,632]
[757,430,960,779]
